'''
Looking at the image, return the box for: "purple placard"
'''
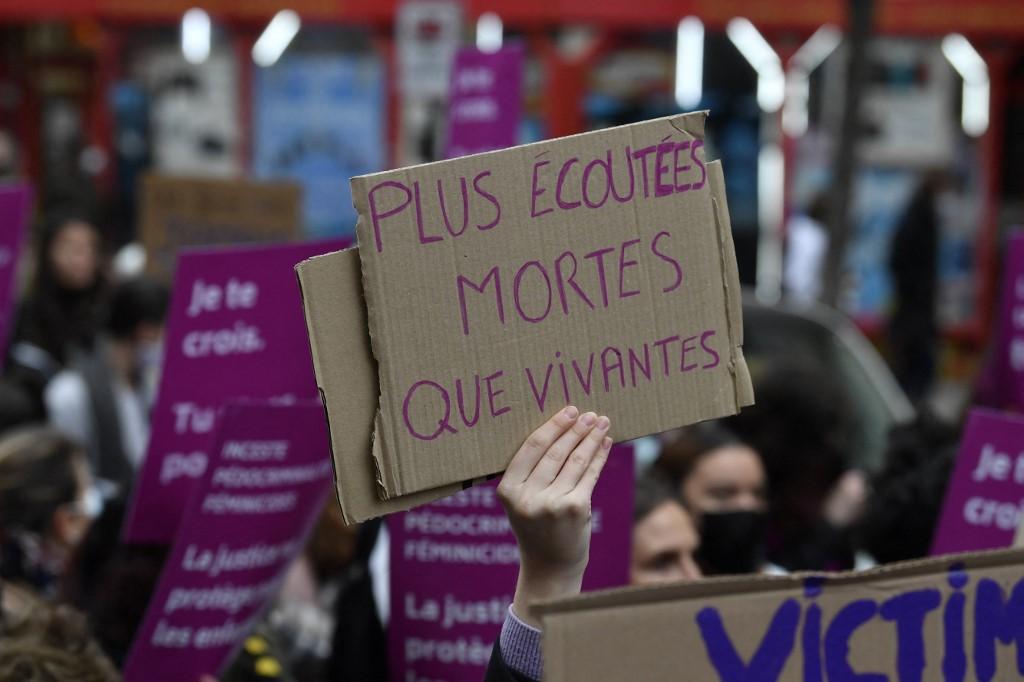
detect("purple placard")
[989,231,1024,411]
[123,239,346,544]
[930,408,1024,555]
[123,401,333,681]
[0,183,32,367]
[443,45,524,160]
[387,444,634,682]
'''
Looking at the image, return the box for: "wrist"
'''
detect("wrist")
[512,564,585,628]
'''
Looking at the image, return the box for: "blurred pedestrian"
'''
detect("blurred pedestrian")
[7,209,107,418]
[888,170,952,402]
[45,276,168,496]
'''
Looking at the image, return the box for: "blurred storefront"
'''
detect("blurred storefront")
[1,0,1022,388]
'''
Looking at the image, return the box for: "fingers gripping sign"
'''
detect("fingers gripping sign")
[497,406,613,628]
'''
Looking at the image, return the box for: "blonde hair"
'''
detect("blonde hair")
[0,582,120,681]
[0,426,84,535]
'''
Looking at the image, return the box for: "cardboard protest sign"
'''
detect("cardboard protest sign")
[139,174,301,280]
[931,408,1024,555]
[387,445,634,682]
[0,182,31,367]
[123,240,345,544]
[351,111,752,497]
[444,46,524,159]
[538,548,1024,682]
[296,247,462,524]
[123,401,332,682]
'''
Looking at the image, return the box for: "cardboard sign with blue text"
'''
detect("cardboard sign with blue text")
[538,549,1024,681]
[350,111,753,497]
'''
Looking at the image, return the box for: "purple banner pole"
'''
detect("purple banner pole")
[387,444,634,682]
[930,407,1024,555]
[123,401,333,682]
[0,182,32,368]
[123,239,346,544]
[443,45,525,160]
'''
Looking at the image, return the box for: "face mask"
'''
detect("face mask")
[695,510,768,576]
[73,486,104,520]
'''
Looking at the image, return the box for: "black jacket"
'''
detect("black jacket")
[484,642,537,682]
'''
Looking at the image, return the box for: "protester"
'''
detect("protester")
[45,276,168,495]
[724,361,859,571]
[7,209,107,419]
[630,470,702,585]
[783,191,830,303]
[0,426,99,599]
[654,422,771,575]
[485,406,611,681]
[857,411,959,564]
[888,170,951,403]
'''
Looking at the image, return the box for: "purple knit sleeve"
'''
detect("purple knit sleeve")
[498,606,543,680]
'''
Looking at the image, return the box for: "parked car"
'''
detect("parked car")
[742,293,914,472]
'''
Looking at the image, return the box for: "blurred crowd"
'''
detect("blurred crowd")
[0,191,979,681]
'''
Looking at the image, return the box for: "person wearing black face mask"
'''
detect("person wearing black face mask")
[654,422,774,576]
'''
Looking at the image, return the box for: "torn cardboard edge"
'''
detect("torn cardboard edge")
[708,160,754,411]
[355,111,753,497]
[296,247,460,524]
[536,547,1024,618]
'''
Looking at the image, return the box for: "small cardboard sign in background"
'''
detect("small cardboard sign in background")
[353,112,752,497]
[124,239,345,544]
[123,401,333,682]
[538,548,1024,682]
[0,182,31,367]
[444,45,524,159]
[139,174,302,280]
[931,408,1024,555]
[387,445,634,682]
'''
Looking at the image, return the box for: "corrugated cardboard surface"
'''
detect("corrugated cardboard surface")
[141,174,300,280]
[539,549,1024,681]
[296,248,460,524]
[352,111,753,497]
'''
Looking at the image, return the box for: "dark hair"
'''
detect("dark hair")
[858,411,959,564]
[104,277,169,340]
[654,422,745,487]
[14,208,106,365]
[723,361,850,506]
[0,426,83,536]
[634,469,681,523]
[0,380,37,432]
[62,497,168,667]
